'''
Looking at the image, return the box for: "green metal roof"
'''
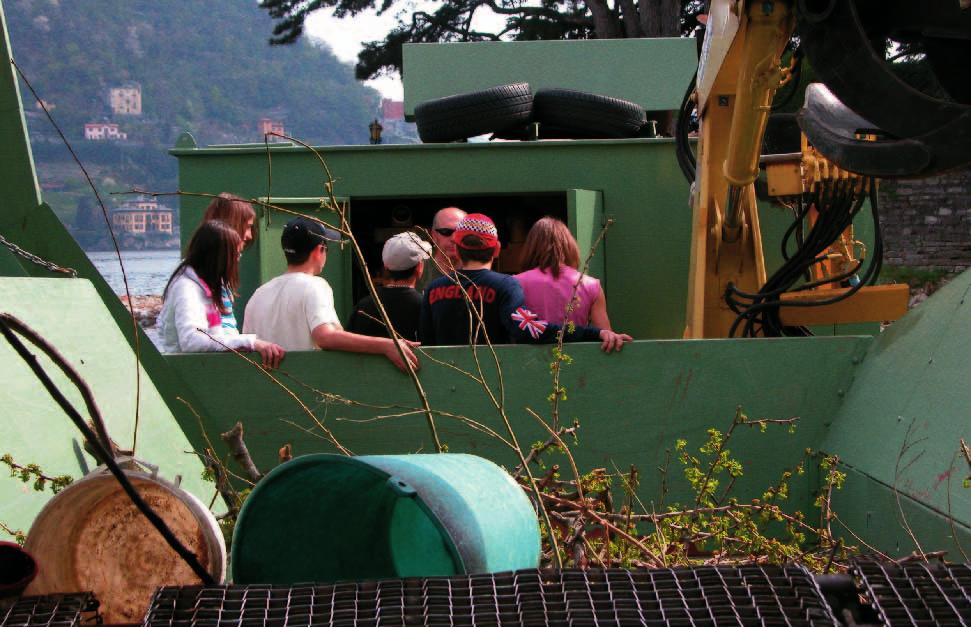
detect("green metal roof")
[402,38,697,119]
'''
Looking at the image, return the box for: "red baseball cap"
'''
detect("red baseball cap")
[452,213,499,250]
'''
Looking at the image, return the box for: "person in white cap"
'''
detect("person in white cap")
[349,232,432,341]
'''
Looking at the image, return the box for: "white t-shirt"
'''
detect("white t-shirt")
[242,273,341,351]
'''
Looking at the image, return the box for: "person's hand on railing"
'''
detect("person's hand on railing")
[599,329,633,353]
[385,338,421,372]
[253,339,285,369]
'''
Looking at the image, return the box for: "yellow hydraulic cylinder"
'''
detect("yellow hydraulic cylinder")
[722,0,793,241]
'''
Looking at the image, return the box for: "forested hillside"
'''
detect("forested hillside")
[4,0,382,247]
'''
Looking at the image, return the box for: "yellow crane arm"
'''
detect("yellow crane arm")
[684,0,910,338]
[685,0,794,339]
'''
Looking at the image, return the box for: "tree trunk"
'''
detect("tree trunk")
[658,0,681,36]
[586,0,623,38]
[639,0,681,37]
[618,0,645,37]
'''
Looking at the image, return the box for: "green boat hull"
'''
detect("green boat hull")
[1,1,966,563]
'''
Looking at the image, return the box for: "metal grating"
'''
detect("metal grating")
[0,593,98,627]
[854,560,971,626]
[144,567,838,627]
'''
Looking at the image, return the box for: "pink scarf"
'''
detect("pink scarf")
[184,267,222,330]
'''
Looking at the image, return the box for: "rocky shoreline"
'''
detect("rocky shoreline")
[120,295,162,328]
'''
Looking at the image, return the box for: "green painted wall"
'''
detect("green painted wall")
[175,139,695,338]
[2,0,930,561]
[402,39,698,118]
[0,0,95,287]
[830,466,971,560]
[166,336,870,515]
[823,268,971,555]
[0,278,217,539]
[0,0,38,278]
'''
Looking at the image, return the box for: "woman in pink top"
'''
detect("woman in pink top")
[515,217,613,329]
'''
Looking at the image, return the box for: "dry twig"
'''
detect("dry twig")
[514,419,579,476]
[13,62,144,453]
[176,396,242,512]
[894,418,927,560]
[548,219,613,429]
[198,330,352,455]
[946,450,970,562]
[221,422,263,482]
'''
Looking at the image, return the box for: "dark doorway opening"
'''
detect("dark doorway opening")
[348,193,568,304]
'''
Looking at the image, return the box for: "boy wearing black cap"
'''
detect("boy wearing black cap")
[419,214,631,351]
[243,217,420,372]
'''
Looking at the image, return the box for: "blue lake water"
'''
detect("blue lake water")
[86,249,181,348]
[86,249,181,296]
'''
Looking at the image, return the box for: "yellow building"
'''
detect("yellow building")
[110,197,174,235]
[109,83,142,115]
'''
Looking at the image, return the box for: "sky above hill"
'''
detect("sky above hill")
[305,6,507,101]
[305,9,403,100]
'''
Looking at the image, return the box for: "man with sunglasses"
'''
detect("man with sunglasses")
[244,217,420,373]
[417,206,466,293]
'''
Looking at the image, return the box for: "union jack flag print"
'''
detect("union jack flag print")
[511,307,548,339]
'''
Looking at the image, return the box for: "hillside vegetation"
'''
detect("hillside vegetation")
[5,0,382,246]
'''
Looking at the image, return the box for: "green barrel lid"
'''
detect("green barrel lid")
[231,453,540,584]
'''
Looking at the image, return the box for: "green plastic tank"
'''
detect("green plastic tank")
[230,453,541,584]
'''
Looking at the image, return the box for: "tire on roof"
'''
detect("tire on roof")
[415,83,533,143]
[532,88,647,139]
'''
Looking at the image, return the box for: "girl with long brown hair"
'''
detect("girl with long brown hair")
[515,216,615,330]
[203,193,257,249]
[201,193,258,333]
[159,220,284,367]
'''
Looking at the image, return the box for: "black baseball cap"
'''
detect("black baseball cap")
[281,217,341,257]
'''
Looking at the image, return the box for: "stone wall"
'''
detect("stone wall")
[879,167,971,271]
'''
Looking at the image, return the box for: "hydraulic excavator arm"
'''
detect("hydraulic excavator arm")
[685,0,794,338]
[683,0,970,339]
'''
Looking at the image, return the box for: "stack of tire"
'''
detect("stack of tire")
[414,83,651,143]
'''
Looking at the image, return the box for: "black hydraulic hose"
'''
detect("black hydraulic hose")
[733,254,866,303]
[776,190,864,293]
[676,73,698,183]
[792,257,866,292]
[728,181,882,337]
[866,184,884,285]
[726,178,879,337]
[778,198,811,280]
[0,313,216,585]
[781,197,811,262]
[730,184,859,301]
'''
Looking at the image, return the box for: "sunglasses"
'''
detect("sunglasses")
[434,227,455,237]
